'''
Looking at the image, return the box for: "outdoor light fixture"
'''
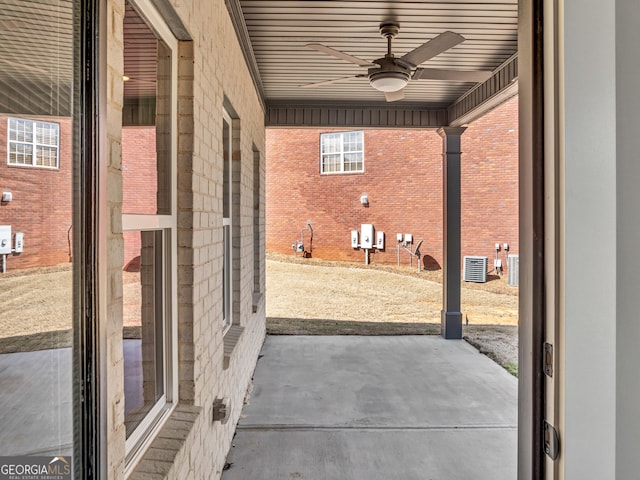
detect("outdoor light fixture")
[360,193,369,205]
[369,71,409,92]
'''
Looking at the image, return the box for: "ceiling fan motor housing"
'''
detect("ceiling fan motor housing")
[368,56,411,92]
[379,22,400,39]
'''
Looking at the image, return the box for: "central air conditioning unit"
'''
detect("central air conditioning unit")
[463,256,488,283]
[508,254,519,286]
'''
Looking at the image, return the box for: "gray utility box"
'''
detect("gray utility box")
[463,256,488,283]
[508,254,519,286]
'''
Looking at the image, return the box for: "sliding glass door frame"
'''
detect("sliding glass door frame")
[73,0,104,477]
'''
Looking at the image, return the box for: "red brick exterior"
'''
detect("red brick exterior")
[1,97,518,272]
[0,115,73,269]
[266,95,519,270]
[461,96,519,271]
[122,126,159,269]
[0,120,157,271]
[122,126,158,216]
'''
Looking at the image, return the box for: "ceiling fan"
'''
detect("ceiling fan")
[302,22,493,102]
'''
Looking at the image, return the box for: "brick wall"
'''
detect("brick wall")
[266,95,519,271]
[461,96,519,270]
[105,0,267,478]
[0,115,73,269]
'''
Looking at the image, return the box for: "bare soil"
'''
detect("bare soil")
[0,264,73,338]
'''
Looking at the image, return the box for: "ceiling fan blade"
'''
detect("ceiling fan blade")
[398,31,465,68]
[384,89,405,102]
[300,75,364,89]
[413,68,493,83]
[307,44,374,67]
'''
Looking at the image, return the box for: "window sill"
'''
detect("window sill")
[223,324,245,370]
[127,404,202,480]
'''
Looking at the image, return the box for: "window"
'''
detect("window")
[320,130,364,174]
[222,111,232,332]
[121,0,178,466]
[221,108,242,335]
[8,117,60,168]
[253,147,262,299]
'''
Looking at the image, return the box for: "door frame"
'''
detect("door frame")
[518,0,547,478]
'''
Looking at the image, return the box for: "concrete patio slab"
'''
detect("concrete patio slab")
[0,348,72,456]
[223,336,517,480]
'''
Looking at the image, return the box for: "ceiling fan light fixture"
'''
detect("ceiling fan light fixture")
[369,71,409,92]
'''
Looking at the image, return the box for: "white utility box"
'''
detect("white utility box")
[0,225,11,255]
[351,230,359,248]
[361,224,374,249]
[376,231,385,250]
[404,233,413,244]
[14,232,24,253]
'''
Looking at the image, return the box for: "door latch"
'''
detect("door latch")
[544,421,560,460]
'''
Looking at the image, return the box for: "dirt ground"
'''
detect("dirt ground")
[0,264,73,339]
[266,252,518,325]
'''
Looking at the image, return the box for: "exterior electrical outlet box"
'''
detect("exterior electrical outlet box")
[351,230,359,248]
[14,232,24,253]
[404,233,413,244]
[376,231,385,250]
[296,242,304,252]
[361,224,374,249]
[0,225,11,255]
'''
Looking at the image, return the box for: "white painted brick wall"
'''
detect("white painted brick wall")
[106,0,266,477]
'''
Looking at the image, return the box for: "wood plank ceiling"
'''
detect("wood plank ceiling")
[236,0,518,110]
[0,1,518,122]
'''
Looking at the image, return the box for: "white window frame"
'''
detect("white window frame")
[222,109,233,334]
[320,130,364,174]
[121,0,178,472]
[7,117,60,169]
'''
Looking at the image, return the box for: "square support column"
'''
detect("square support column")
[438,127,466,339]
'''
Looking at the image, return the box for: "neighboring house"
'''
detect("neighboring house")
[0,115,73,269]
[266,96,518,272]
